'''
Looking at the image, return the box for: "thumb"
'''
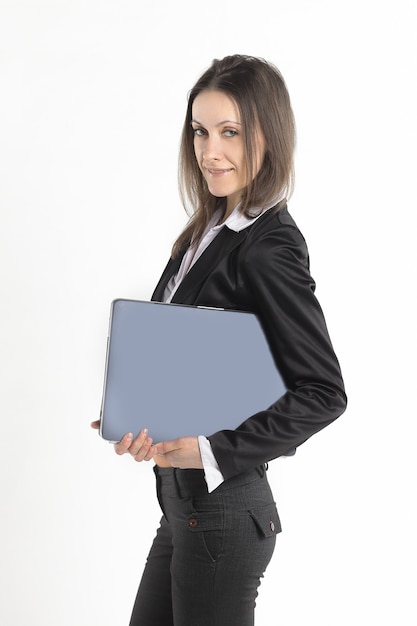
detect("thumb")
[154,439,179,456]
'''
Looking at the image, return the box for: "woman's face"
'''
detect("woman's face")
[191,90,265,214]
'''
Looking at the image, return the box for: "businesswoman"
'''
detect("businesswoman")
[92,54,347,626]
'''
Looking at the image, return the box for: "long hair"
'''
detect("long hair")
[173,54,296,257]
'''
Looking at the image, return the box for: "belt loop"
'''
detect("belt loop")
[153,465,169,520]
[173,468,183,498]
[256,463,267,478]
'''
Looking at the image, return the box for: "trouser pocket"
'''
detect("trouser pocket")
[249,502,282,537]
[185,508,225,562]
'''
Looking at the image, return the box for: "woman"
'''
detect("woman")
[92,54,347,625]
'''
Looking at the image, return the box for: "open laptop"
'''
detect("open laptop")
[99,299,287,443]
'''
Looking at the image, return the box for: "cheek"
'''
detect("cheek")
[194,146,205,172]
[193,139,201,159]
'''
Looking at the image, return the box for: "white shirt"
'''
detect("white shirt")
[163,201,278,491]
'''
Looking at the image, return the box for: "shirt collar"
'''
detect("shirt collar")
[209,197,281,234]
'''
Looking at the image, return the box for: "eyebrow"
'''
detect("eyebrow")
[191,118,242,126]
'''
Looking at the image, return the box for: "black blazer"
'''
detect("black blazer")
[152,205,347,480]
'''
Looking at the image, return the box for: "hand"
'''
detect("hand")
[90,420,156,463]
[154,437,203,470]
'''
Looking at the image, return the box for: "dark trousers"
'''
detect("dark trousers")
[129,465,281,626]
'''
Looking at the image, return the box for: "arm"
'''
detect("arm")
[208,222,347,480]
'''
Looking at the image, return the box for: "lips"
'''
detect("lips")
[207,168,233,176]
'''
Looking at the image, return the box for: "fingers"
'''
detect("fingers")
[114,432,134,455]
[114,428,156,463]
[130,429,154,462]
[92,419,157,463]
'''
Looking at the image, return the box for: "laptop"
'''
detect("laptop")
[99,299,287,443]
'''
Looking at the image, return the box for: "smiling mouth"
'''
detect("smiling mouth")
[207,168,233,176]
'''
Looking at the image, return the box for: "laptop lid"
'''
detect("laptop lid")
[99,299,286,443]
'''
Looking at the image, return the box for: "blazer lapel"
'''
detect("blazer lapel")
[152,227,249,304]
[171,227,248,304]
[151,255,183,302]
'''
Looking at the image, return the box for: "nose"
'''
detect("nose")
[202,133,222,161]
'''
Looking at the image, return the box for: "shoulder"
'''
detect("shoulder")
[243,204,310,266]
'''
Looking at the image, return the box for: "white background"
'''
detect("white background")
[1,1,416,624]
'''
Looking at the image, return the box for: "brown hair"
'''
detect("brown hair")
[173,54,296,256]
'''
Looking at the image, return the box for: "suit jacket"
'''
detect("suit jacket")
[152,205,347,480]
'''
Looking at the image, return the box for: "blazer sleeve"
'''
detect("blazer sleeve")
[207,220,347,480]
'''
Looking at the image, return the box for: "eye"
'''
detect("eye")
[192,127,207,137]
[224,129,239,138]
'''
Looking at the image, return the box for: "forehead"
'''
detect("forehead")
[191,90,241,124]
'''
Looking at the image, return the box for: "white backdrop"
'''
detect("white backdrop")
[1,1,416,624]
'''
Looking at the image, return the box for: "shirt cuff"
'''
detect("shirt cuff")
[197,435,225,493]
